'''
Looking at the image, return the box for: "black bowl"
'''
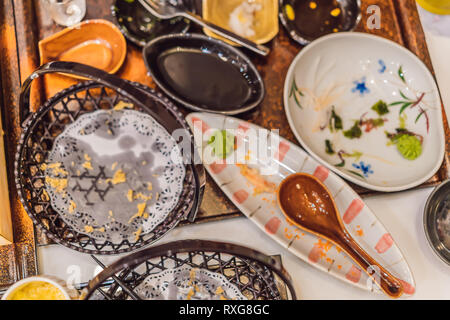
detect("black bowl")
[279,0,361,45]
[111,0,192,47]
[143,33,265,115]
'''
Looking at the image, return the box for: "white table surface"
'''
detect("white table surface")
[37,3,450,300]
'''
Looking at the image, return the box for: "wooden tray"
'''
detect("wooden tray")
[0,0,448,287]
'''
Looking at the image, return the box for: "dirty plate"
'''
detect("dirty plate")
[186,112,415,295]
[284,32,445,192]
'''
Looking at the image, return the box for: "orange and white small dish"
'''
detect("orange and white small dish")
[1,276,78,300]
[39,19,127,79]
[202,0,279,45]
[186,112,416,296]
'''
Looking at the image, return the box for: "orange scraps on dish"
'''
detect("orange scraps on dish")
[236,164,277,195]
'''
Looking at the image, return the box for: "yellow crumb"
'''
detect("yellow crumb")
[68,201,76,214]
[309,1,317,9]
[128,202,147,223]
[84,154,91,161]
[285,4,295,20]
[127,189,134,202]
[215,286,224,295]
[135,192,152,201]
[97,227,105,233]
[330,8,341,17]
[186,288,195,300]
[111,162,118,170]
[111,169,126,184]
[45,162,68,176]
[45,176,68,194]
[113,101,133,111]
[108,210,113,217]
[82,161,93,170]
[134,227,142,241]
[84,225,94,233]
[42,190,50,201]
[147,182,153,191]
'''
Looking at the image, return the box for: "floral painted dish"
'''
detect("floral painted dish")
[186,112,415,296]
[284,32,445,192]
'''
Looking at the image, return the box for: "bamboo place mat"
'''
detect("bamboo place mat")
[0,0,448,287]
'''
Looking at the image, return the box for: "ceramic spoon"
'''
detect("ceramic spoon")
[137,0,270,56]
[277,173,403,298]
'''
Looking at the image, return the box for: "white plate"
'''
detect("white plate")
[284,32,445,192]
[186,112,415,296]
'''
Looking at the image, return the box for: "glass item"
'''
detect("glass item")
[44,0,86,27]
[417,0,450,15]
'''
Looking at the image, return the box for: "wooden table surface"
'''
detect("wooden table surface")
[0,0,448,289]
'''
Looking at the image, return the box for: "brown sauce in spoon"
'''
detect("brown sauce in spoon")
[278,173,403,298]
[278,174,343,238]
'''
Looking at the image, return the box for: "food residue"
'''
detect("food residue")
[6,281,66,300]
[236,164,277,195]
[228,1,262,38]
[68,201,76,214]
[45,177,68,194]
[113,101,133,111]
[109,169,126,185]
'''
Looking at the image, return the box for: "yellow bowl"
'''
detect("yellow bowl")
[417,0,450,15]
[202,0,279,45]
[1,276,78,300]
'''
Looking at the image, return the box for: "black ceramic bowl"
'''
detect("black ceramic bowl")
[111,0,192,47]
[143,33,265,115]
[424,180,450,266]
[279,0,361,45]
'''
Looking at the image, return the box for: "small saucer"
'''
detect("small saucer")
[112,0,192,47]
[279,0,361,45]
[424,180,450,266]
[39,19,127,79]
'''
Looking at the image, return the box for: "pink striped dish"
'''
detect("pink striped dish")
[186,112,415,296]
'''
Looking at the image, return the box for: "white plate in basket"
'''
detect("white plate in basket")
[186,112,415,296]
[284,32,445,192]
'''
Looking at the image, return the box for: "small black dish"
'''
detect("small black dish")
[143,33,265,115]
[279,0,361,45]
[424,180,450,266]
[111,0,192,47]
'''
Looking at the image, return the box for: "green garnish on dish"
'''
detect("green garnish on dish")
[208,130,235,159]
[396,135,422,160]
[371,100,389,116]
[325,140,335,155]
[329,106,343,132]
[343,121,362,139]
[385,129,423,160]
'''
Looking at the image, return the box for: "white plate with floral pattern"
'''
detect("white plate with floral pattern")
[186,112,415,296]
[284,32,445,192]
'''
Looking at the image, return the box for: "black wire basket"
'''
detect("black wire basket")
[15,61,205,255]
[84,240,297,300]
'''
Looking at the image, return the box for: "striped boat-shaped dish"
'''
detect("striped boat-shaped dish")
[186,112,415,296]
